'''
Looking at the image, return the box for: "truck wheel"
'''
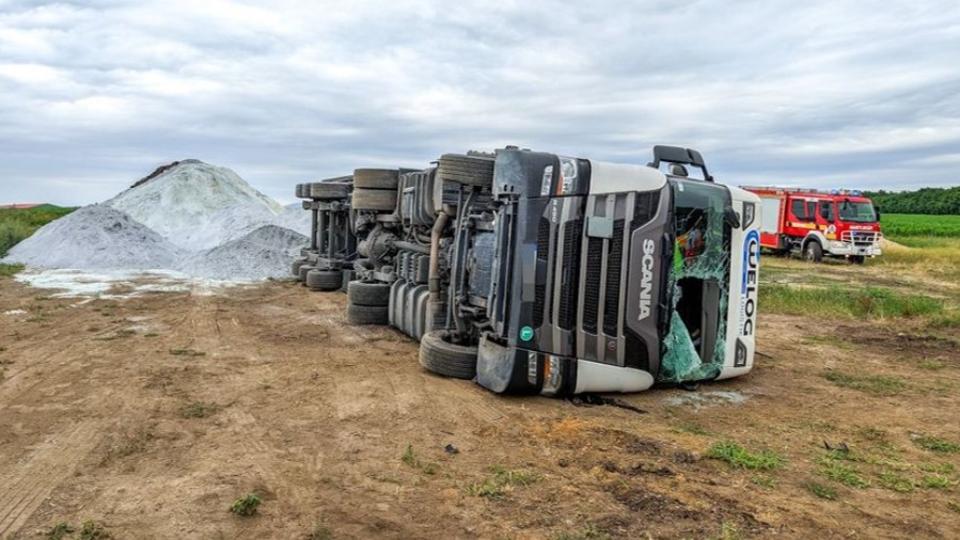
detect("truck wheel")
[292,257,309,277]
[352,188,397,211]
[347,280,391,306]
[347,303,389,325]
[850,255,866,265]
[803,241,824,263]
[306,269,342,291]
[353,168,399,190]
[419,330,477,380]
[297,265,315,282]
[295,184,305,198]
[437,154,494,188]
[309,182,351,200]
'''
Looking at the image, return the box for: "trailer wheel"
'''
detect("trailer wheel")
[850,255,866,265]
[297,265,315,282]
[309,182,351,200]
[353,168,399,190]
[306,269,342,291]
[803,241,823,263]
[436,154,494,188]
[347,303,389,325]
[352,188,397,211]
[419,330,477,380]
[291,257,309,277]
[347,280,391,306]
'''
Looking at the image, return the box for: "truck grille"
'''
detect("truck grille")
[533,217,550,327]
[558,219,582,330]
[582,237,603,333]
[603,219,625,336]
[841,230,882,246]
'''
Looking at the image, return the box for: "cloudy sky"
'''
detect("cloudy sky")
[1,0,958,205]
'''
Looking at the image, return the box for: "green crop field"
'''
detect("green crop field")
[881,213,960,239]
[0,204,76,257]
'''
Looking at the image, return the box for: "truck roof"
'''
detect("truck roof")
[741,186,872,201]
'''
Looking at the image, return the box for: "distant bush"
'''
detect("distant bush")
[0,205,75,256]
[866,186,960,215]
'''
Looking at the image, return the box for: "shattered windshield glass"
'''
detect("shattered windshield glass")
[658,179,732,383]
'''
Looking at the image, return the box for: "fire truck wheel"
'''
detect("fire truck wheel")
[352,188,397,211]
[309,182,351,200]
[291,257,309,277]
[306,269,342,291]
[803,241,823,263]
[297,264,315,282]
[353,168,399,190]
[419,330,478,380]
[850,255,866,265]
[436,154,494,188]
[347,280,391,306]
[346,303,389,325]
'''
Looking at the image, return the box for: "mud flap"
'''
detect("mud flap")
[475,335,539,394]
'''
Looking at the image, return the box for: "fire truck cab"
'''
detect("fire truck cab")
[743,186,882,264]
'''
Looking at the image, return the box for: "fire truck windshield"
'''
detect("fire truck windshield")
[839,200,877,223]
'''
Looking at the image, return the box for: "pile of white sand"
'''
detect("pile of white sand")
[105,160,296,250]
[178,225,308,280]
[3,205,185,270]
[3,160,311,281]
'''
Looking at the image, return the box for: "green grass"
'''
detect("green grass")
[920,475,952,489]
[0,263,24,277]
[881,214,960,238]
[552,525,612,540]
[465,466,541,499]
[878,470,914,493]
[805,481,838,500]
[180,401,219,418]
[817,457,870,488]
[0,204,75,257]
[760,284,944,320]
[823,370,907,396]
[706,441,784,471]
[400,444,437,475]
[913,435,960,453]
[229,493,262,516]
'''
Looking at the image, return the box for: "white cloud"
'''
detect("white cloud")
[0,0,959,205]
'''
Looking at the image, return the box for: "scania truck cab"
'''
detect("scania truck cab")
[310,145,761,396]
[474,146,761,395]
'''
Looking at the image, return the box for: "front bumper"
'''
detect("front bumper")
[826,241,881,257]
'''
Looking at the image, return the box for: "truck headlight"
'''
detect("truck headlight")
[558,157,578,194]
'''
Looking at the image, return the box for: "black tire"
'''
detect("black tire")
[297,265,315,282]
[419,330,477,380]
[436,154,494,187]
[292,257,309,277]
[348,281,391,306]
[347,303,389,325]
[352,188,397,211]
[850,255,866,265]
[309,182,351,200]
[306,269,342,291]
[353,168,399,190]
[803,241,824,263]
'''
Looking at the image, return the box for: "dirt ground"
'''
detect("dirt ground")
[1,267,959,539]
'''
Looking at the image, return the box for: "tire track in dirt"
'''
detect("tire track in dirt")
[0,420,102,536]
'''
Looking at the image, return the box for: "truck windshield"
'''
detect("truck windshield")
[659,178,732,383]
[839,200,876,222]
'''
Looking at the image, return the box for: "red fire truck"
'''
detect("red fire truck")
[742,186,882,264]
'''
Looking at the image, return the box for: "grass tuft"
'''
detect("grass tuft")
[805,481,838,500]
[760,284,944,320]
[706,441,784,471]
[230,493,261,516]
[913,435,960,453]
[823,370,906,396]
[817,456,870,488]
[465,466,541,499]
[878,470,914,493]
[400,444,437,475]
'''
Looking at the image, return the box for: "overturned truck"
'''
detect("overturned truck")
[293,146,762,396]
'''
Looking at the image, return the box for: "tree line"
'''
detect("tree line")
[865,186,960,215]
